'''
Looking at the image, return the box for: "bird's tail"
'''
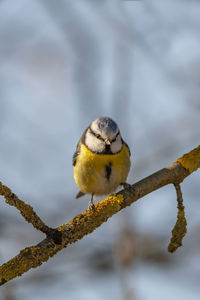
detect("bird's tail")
[76,191,85,199]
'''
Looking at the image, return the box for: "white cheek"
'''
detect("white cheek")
[90,121,100,134]
[111,136,122,153]
[85,132,105,152]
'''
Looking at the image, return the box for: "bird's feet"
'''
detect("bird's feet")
[88,195,95,211]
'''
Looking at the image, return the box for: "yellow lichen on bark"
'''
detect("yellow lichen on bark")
[168,204,187,253]
[0,182,51,234]
[59,194,124,240]
[0,193,124,285]
[0,244,62,285]
[168,183,187,253]
[176,145,200,173]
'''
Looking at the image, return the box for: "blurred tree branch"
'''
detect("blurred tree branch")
[168,183,187,253]
[0,145,199,286]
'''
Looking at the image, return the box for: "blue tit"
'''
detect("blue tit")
[73,117,131,209]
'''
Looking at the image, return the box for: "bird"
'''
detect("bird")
[73,117,131,210]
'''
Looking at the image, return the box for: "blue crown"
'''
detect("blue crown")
[98,117,117,133]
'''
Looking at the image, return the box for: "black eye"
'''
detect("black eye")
[96,134,101,139]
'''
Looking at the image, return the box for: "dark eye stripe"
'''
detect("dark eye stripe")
[111,131,120,143]
[89,127,104,141]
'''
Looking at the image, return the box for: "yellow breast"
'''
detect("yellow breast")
[73,143,131,196]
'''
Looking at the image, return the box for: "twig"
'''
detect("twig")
[0,183,62,244]
[168,183,187,253]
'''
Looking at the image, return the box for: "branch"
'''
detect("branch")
[0,184,62,244]
[0,145,199,285]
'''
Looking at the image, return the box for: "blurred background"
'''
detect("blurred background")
[0,0,200,299]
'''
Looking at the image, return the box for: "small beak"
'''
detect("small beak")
[105,138,111,145]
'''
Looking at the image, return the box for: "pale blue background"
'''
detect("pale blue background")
[0,0,200,299]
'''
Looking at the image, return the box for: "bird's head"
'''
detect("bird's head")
[84,117,122,154]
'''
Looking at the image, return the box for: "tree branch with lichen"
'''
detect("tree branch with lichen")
[0,145,199,285]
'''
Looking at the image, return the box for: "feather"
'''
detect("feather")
[76,191,85,199]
